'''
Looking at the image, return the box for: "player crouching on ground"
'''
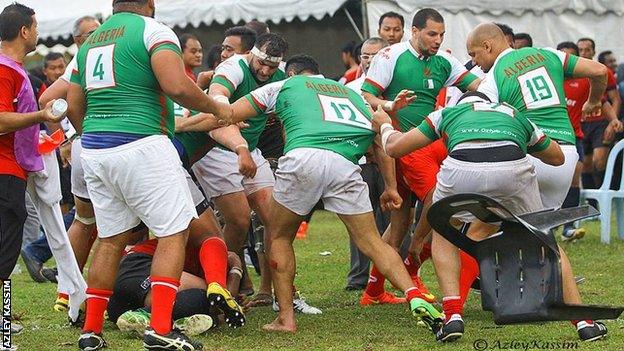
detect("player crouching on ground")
[187,54,443,333]
[374,91,609,343]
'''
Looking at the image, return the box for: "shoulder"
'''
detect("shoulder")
[377,42,410,63]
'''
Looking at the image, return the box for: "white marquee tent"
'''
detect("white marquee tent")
[0,0,350,41]
[365,0,624,62]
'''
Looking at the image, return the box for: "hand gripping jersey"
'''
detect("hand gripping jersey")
[173,107,213,167]
[246,75,375,164]
[478,47,579,144]
[361,42,478,132]
[70,12,181,137]
[211,54,286,150]
[417,101,551,154]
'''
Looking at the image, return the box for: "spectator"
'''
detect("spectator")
[378,11,404,45]
[578,37,621,115]
[179,33,203,81]
[0,2,64,284]
[245,20,269,35]
[345,37,390,290]
[220,26,256,61]
[495,22,515,48]
[338,40,359,84]
[598,50,617,73]
[513,33,532,48]
[205,44,222,70]
[42,52,66,86]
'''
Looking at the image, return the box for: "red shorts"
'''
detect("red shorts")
[396,139,447,201]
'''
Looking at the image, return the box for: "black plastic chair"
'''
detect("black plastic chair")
[427,193,624,324]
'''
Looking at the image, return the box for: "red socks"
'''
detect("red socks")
[82,288,113,334]
[442,296,463,319]
[459,250,480,306]
[364,265,386,297]
[405,287,425,302]
[199,237,228,287]
[404,243,432,277]
[150,276,180,335]
[58,292,69,300]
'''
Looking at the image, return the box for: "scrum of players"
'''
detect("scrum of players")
[0,1,618,350]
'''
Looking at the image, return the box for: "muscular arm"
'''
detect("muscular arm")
[39,78,70,133]
[208,125,248,152]
[362,91,391,111]
[465,78,481,92]
[66,82,86,135]
[0,110,46,134]
[606,89,621,116]
[152,50,223,115]
[383,128,434,158]
[572,57,608,104]
[175,112,225,132]
[530,140,564,166]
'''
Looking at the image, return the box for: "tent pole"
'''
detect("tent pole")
[361,0,369,38]
[343,8,364,41]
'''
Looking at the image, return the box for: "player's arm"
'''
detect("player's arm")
[152,50,228,119]
[530,139,564,166]
[175,112,226,132]
[209,125,257,178]
[465,78,481,92]
[372,106,434,158]
[442,52,481,92]
[601,101,623,142]
[569,56,608,116]
[66,82,86,135]
[372,135,402,211]
[526,120,564,166]
[39,79,69,133]
[607,89,621,117]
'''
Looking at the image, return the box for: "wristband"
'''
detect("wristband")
[234,143,248,152]
[229,267,243,278]
[380,124,399,154]
[383,100,395,112]
[214,95,230,104]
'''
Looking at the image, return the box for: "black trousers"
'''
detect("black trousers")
[0,175,27,279]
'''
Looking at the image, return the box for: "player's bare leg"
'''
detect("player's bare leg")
[431,230,461,298]
[342,212,415,291]
[263,199,302,332]
[68,197,97,270]
[248,188,274,297]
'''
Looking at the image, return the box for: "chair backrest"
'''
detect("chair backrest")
[599,139,624,190]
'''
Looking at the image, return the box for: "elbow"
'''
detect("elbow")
[162,85,184,99]
[594,64,608,79]
[385,145,401,158]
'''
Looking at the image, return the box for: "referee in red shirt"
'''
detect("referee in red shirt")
[0,3,65,279]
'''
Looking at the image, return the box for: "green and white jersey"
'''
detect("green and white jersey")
[211,54,286,150]
[417,101,551,154]
[246,75,375,164]
[478,47,579,144]
[70,12,181,137]
[361,42,478,132]
[172,107,212,167]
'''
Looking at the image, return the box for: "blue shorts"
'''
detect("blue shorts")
[575,137,584,162]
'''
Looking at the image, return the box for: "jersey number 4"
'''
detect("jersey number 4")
[517,67,559,109]
[318,95,371,130]
[85,44,116,90]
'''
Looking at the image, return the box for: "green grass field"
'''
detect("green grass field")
[9,211,624,350]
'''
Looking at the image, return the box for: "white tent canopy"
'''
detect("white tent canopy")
[0,0,348,41]
[366,0,624,62]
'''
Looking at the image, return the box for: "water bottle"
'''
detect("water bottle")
[51,99,68,117]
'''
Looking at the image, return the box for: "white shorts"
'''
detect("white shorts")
[70,137,89,200]
[433,156,543,222]
[184,168,205,207]
[81,135,197,238]
[273,148,373,216]
[528,144,578,210]
[192,147,274,200]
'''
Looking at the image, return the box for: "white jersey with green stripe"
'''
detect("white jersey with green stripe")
[361,41,478,132]
[210,54,286,150]
[70,12,181,137]
[418,101,551,154]
[246,74,375,164]
[478,47,579,144]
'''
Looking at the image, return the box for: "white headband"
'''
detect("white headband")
[251,46,282,64]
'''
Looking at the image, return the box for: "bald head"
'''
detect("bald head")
[466,23,511,73]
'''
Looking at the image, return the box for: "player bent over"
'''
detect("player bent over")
[220,55,442,332]
[375,91,608,342]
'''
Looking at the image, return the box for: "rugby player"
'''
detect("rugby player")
[468,22,610,342]
[360,8,480,305]
[220,54,442,333]
[374,91,564,341]
[67,0,229,349]
[191,33,287,311]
